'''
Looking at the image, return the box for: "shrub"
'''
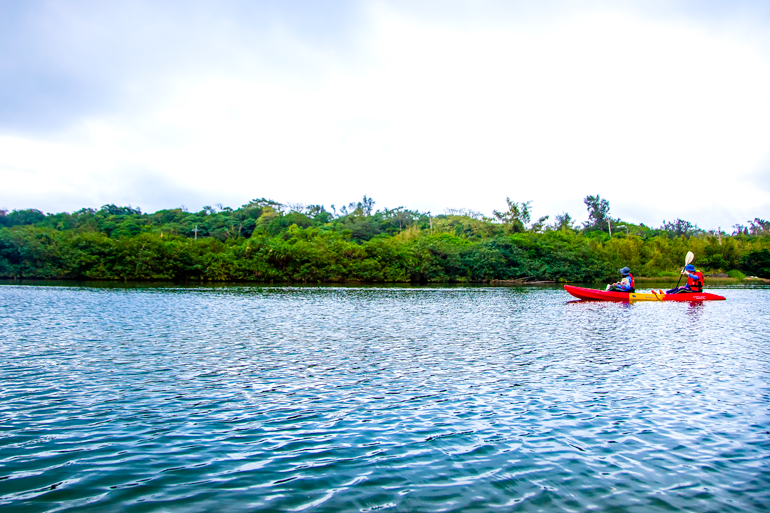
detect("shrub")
[741,249,770,278]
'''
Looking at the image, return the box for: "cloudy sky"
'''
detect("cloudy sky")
[1,0,769,229]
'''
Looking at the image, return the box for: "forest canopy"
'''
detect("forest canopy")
[1,196,768,282]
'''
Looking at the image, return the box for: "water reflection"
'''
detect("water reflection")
[686,301,706,317]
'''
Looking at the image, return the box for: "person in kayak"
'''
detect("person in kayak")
[605,267,635,292]
[665,264,704,294]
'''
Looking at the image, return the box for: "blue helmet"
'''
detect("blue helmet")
[684,264,695,272]
[620,267,631,276]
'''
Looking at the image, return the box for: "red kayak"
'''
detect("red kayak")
[564,284,726,302]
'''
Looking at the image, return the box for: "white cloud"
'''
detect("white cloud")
[1,2,769,228]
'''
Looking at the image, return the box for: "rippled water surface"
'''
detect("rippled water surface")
[1,283,769,512]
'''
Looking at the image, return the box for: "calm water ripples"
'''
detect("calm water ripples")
[1,284,769,511]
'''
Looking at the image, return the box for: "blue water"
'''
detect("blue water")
[1,284,769,512]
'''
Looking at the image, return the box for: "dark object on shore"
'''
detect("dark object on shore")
[490,279,556,285]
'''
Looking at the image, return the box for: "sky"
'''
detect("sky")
[1,0,769,229]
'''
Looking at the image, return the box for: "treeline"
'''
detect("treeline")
[1,196,768,282]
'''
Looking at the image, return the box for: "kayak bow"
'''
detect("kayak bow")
[564,284,726,302]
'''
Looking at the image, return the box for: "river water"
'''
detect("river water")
[1,283,768,512]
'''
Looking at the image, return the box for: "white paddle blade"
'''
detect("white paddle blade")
[685,251,694,265]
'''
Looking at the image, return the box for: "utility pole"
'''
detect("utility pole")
[718,227,722,245]
[192,225,198,240]
[608,218,612,238]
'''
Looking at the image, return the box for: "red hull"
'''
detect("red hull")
[564,285,726,302]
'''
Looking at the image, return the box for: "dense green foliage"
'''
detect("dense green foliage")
[1,198,768,282]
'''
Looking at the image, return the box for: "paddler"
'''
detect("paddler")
[665,264,704,294]
[605,267,635,292]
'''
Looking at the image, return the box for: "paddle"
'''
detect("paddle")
[673,251,695,290]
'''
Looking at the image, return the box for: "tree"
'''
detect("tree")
[305,205,332,223]
[530,216,550,233]
[748,218,769,236]
[99,204,141,216]
[741,249,770,277]
[360,196,375,216]
[3,209,47,226]
[493,198,531,233]
[255,207,280,231]
[553,212,575,231]
[340,196,376,217]
[382,207,413,231]
[583,195,610,231]
[732,224,748,236]
[248,198,282,209]
[661,219,698,238]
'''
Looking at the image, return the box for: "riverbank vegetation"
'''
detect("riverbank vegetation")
[1,196,768,282]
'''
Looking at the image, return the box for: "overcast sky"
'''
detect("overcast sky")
[1,0,769,229]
